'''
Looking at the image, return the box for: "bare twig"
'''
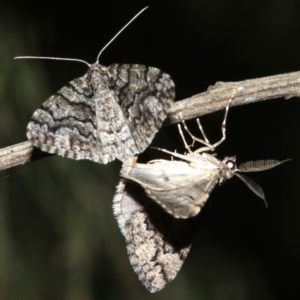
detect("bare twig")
[1,71,300,171]
[165,71,300,124]
[0,141,53,171]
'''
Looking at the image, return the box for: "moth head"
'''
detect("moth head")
[221,156,238,180]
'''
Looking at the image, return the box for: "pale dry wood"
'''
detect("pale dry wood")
[1,71,300,171]
[165,71,300,124]
[0,141,53,170]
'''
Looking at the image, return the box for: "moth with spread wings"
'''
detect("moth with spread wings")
[17,8,175,164]
[26,63,175,164]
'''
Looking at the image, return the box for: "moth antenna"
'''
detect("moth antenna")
[96,6,148,63]
[14,56,91,67]
[14,7,149,67]
[235,173,268,207]
[238,159,291,172]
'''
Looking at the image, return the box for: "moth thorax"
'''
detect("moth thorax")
[89,64,109,90]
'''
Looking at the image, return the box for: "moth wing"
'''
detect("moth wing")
[145,171,219,219]
[26,74,102,162]
[108,64,175,153]
[121,159,220,219]
[27,64,175,164]
[113,180,200,293]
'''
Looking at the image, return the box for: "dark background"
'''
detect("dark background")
[0,0,299,299]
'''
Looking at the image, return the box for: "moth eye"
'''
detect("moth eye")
[225,159,236,170]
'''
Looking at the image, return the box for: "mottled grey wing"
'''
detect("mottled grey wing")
[121,159,220,219]
[108,64,175,152]
[26,74,100,162]
[113,180,200,293]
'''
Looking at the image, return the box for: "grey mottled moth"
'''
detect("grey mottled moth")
[113,87,289,293]
[15,7,175,164]
[113,179,200,293]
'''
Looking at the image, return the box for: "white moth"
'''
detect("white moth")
[120,87,289,218]
[114,88,289,292]
[120,154,286,219]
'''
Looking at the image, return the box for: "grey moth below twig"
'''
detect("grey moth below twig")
[113,87,290,292]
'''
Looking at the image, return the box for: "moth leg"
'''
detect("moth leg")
[179,113,212,150]
[196,118,210,144]
[210,87,243,149]
[177,123,193,153]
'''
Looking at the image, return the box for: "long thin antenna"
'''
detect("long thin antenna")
[14,6,148,67]
[13,56,91,67]
[96,6,148,63]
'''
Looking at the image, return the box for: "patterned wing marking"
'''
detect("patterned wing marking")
[26,75,102,161]
[113,180,200,293]
[27,64,175,164]
[108,64,175,152]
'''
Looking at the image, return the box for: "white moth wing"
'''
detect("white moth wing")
[121,153,221,219]
[145,173,219,219]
